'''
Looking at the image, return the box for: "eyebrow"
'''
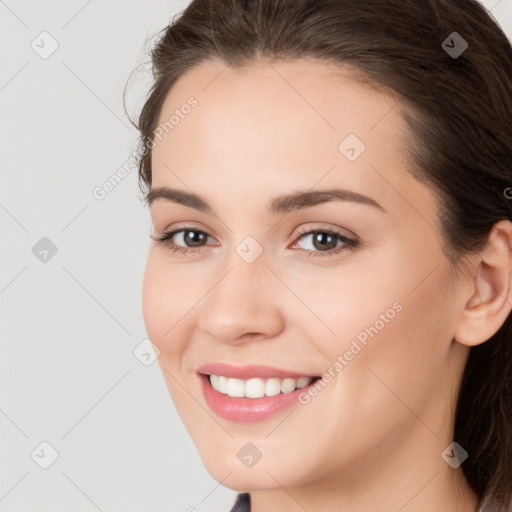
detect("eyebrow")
[145,186,386,215]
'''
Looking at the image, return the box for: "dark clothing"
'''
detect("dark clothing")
[228,493,251,512]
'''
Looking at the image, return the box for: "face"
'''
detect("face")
[142,58,469,493]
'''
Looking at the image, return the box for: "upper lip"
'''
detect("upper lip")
[197,363,319,380]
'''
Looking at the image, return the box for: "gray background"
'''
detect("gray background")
[1,1,511,511]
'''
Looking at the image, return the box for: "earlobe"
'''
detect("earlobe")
[454,220,512,347]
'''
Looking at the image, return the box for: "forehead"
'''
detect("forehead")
[150,58,431,222]
[154,58,405,158]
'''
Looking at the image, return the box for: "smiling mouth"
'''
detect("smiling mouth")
[203,373,322,399]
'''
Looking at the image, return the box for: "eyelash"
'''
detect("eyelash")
[151,225,359,258]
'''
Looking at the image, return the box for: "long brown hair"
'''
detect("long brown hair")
[128,0,512,508]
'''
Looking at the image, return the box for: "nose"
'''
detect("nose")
[198,252,285,345]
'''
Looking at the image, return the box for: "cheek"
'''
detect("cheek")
[141,253,199,420]
[348,262,455,416]
[141,251,191,359]
[300,243,454,400]
[141,254,162,340]
[281,259,406,358]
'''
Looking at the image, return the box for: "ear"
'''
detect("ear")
[454,220,512,347]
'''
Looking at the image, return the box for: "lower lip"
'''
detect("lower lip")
[199,374,319,423]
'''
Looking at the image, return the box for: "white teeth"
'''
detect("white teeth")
[280,378,296,394]
[218,375,228,393]
[210,374,220,390]
[296,377,311,389]
[245,378,266,398]
[226,377,245,397]
[209,375,314,398]
[265,378,281,397]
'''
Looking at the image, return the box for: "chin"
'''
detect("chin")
[198,446,306,492]
[203,464,281,492]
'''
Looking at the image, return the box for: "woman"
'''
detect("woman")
[130,0,512,510]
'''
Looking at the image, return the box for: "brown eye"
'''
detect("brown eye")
[178,230,209,247]
[152,228,214,252]
[294,229,359,256]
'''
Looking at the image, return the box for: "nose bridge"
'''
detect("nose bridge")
[198,243,284,342]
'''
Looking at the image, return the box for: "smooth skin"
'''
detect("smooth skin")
[142,58,512,512]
